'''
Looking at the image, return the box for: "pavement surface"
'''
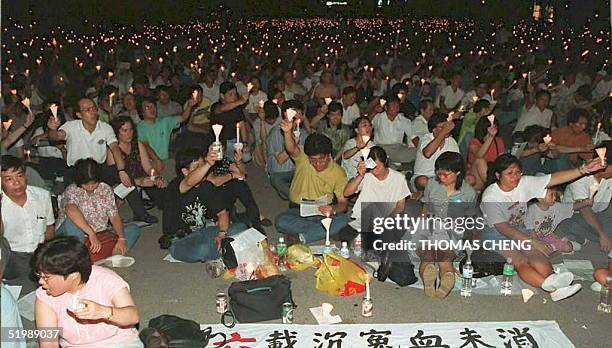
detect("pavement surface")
[25,160,612,347]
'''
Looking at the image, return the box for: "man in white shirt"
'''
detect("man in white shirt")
[340,86,361,126]
[199,69,220,103]
[514,90,553,139]
[559,143,612,252]
[438,73,465,113]
[371,97,416,164]
[1,156,54,292]
[46,98,153,223]
[412,100,434,147]
[412,113,460,192]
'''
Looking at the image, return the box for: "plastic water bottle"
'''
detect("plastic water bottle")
[277,237,288,271]
[340,241,350,258]
[500,258,514,296]
[596,277,611,313]
[461,259,474,297]
[352,233,363,258]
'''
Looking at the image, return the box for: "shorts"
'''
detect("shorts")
[540,233,571,253]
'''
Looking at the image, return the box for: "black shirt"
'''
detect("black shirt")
[210,102,245,143]
[162,177,230,235]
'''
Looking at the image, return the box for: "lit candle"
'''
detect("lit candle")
[472,95,478,103]
[150,169,156,181]
[487,114,495,125]
[365,274,371,301]
[22,98,31,113]
[447,112,454,122]
[379,99,386,107]
[594,122,601,143]
[95,65,101,72]
[272,98,279,105]
[595,147,607,166]
[247,82,253,92]
[236,123,240,143]
[258,100,265,108]
[324,97,332,105]
[50,104,59,121]
[286,109,297,121]
[109,92,115,110]
[543,134,552,144]
[10,89,17,95]
[490,89,495,101]
[24,149,31,161]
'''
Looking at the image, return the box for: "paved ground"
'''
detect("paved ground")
[25,160,611,346]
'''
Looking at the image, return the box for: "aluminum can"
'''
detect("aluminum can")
[216,293,228,314]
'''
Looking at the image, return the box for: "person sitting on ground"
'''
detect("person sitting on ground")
[340,146,410,253]
[339,86,361,126]
[412,113,460,196]
[0,236,27,348]
[155,86,182,117]
[417,152,477,299]
[559,142,612,252]
[117,93,141,124]
[550,108,594,166]
[1,155,55,293]
[34,236,143,348]
[480,153,605,301]
[468,115,505,190]
[411,100,435,147]
[369,96,417,164]
[341,116,376,180]
[109,116,166,210]
[56,158,140,255]
[266,100,309,200]
[275,124,349,243]
[458,99,491,147]
[513,88,553,142]
[525,186,590,254]
[310,101,351,161]
[162,147,247,263]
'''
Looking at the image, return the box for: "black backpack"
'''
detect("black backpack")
[458,249,505,278]
[140,314,220,348]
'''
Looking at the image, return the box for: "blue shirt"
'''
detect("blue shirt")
[1,284,26,348]
[266,125,308,174]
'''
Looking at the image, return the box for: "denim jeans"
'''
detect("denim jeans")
[226,140,252,163]
[168,223,248,263]
[556,206,612,244]
[521,153,574,175]
[275,208,349,243]
[269,171,294,200]
[57,217,141,250]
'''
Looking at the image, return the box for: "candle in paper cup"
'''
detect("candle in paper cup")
[247,82,253,92]
[3,119,13,130]
[258,100,265,108]
[212,124,223,142]
[324,97,332,105]
[379,99,386,107]
[272,98,279,105]
[128,86,134,94]
[595,147,606,166]
[543,134,552,144]
[150,169,155,181]
[95,65,101,72]
[235,123,240,143]
[50,104,59,120]
[487,114,495,125]
[490,89,495,101]
[397,92,404,100]
[10,89,17,95]
[472,95,478,103]
[286,109,297,121]
[22,97,31,110]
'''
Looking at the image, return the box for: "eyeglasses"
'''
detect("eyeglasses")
[308,156,330,165]
[35,272,57,282]
[79,106,98,113]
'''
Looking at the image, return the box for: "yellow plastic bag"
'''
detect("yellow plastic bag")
[315,253,367,296]
[287,244,318,271]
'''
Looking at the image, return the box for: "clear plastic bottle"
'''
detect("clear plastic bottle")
[596,277,611,313]
[352,233,363,258]
[277,237,288,271]
[340,241,350,258]
[461,260,474,297]
[500,258,514,296]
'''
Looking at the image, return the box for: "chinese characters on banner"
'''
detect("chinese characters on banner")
[199,321,575,348]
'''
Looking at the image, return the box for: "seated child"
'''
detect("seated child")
[525,187,592,253]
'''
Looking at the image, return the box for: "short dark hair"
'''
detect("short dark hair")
[369,146,387,166]
[486,153,522,187]
[535,89,551,100]
[219,81,236,95]
[419,99,433,112]
[523,125,546,143]
[138,97,157,114]
[303,133,333,157]
[435,151,466,190]
[32,236,92,282]
[263,101,280,120]
[281,99,304,117]
[1,155,25,173]
[567,108,589,125]
[352,116,371,130]
[73,158,100,186]
[327,101,343,114]
[175,147,204,176]
[342,86,357,96]
[473,99,491,113]
[427,113,448,132]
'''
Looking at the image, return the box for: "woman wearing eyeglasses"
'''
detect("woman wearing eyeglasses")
[34,237,143,348]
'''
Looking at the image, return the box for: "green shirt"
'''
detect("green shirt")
[458,112,479,145]
[316,121,350,158]
[137,117,180,160]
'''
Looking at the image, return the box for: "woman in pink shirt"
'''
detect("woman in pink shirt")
[34,237,142,348]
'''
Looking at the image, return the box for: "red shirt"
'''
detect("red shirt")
[468,137,505,164]
[551,126,592,162]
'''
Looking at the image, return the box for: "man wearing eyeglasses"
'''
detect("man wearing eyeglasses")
[46,97,156,224]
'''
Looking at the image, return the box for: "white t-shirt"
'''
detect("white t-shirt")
[59,120,117,166]
[514,105,553,133]
[341,138,376,180]
[439,85,465,110]
[1,186,55,253]
[525,202,574,237]
[199,82,220,103]
[341,101,360,126]
[372,112,414,146]
[563,175,612,213]
[481,175,551,227]
[33,127,63,159]
[411,115,429,140]
[350,169,411,230]
[413,133,460,177]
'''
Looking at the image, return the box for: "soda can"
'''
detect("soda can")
[216,293,228,314]
[282,302,294,324]
[361,298,373,317]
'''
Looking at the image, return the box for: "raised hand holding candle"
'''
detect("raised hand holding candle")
[543,134,552,144]
[595,147,606,166]
[286,109,297,121]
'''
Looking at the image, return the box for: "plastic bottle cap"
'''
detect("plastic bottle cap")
[278,237,285,243]
[341,241,348,247]
[506,258,512,263]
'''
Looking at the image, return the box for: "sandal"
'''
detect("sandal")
[436,271,455,299]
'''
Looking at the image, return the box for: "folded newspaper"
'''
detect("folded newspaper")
[300,196,327,217]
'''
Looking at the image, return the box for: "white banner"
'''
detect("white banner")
[200,321,574,348]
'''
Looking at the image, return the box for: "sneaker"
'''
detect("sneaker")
[550,284,582,302]
[134,213,158,224]
[542,271,574,292]
[204,259,225,279]
[590,281,603,292]
[569,241,582,252]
